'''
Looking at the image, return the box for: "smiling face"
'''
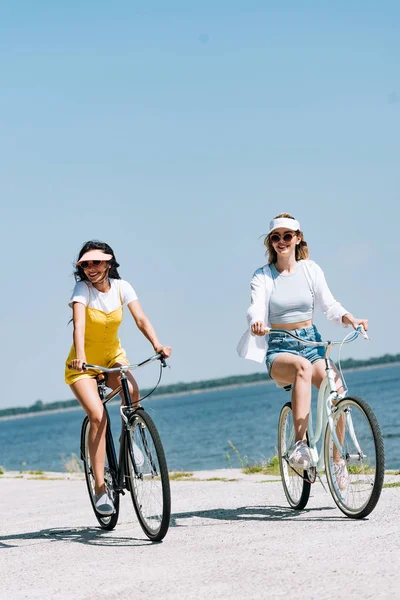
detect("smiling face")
[269,228,300,257]
[81,259,111,284]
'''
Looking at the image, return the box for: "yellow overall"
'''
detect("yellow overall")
[65,282,128,385]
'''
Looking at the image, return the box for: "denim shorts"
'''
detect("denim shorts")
[265,325,325,378]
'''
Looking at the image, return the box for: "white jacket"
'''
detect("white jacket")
[237,260,349,363]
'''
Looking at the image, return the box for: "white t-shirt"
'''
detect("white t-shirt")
[69,279,138,313]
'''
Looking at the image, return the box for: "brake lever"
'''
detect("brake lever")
[159,356,171,368]
[358,326,371,342]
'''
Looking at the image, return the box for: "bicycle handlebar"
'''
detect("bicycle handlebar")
[83,353,167,373]
[262,325,370,347]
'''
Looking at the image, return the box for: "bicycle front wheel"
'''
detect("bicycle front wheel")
[278,402,311,510]
[81,417,120,530]
[125,408,171,541]
[324,396,385,519]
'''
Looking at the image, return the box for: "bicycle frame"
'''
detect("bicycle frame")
[266,326,369,471]
[80,353,166,495]
[307,356,341,470]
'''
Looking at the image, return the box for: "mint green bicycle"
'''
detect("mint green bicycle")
[269,326,385,519]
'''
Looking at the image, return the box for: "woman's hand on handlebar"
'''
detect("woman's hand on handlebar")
[353,318,368,332]
[155,345,172,359]
[251,322,266,337]
[343,313,369,332]
[68,358,87,372]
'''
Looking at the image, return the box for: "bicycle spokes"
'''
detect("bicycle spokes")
[278,403,311,510]
[126,410,170,540]
[324,397,384,518]
[344,407,366,458]
[138,423,158,477]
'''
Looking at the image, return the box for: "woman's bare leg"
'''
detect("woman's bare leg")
[70,378,107,495]
[271,354,313,442]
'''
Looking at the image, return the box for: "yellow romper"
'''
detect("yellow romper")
[65,281,128,385]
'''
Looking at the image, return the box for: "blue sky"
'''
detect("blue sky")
[1,1,399,408]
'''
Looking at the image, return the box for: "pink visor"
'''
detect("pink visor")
[77,250,113,264]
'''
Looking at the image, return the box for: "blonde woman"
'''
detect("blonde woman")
[237,214,368,484]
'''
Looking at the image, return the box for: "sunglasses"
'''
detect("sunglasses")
[80,260,104,269]
[270,232,297,244]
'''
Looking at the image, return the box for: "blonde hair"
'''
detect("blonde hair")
[264,213,309,264]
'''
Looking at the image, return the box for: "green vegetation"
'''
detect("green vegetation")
[1,352,399,419]
[383,482,400,489]
[24,474,68,480]
[227,440,281,475]
[205,477,239,482]
[242,455,280,476]
[0,466,4,475]
[226,440,246,468]
[169,471,194,480]
[63,453,83,474]
[347,463,374,475]
[0,398,79,419]
[168,472,239,482]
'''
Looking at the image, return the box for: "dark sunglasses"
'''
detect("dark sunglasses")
[80,260,104,269]
[270,232,296,244]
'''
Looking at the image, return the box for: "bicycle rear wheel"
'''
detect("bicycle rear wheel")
[81,417,120,530]
[125,408,171,541]
[324,396,385,519]
[278,402,311,510]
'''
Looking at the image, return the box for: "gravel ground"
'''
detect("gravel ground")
[0,470,399,600]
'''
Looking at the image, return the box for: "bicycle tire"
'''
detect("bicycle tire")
[125,408,171,541]
[324,395,385,519]
[278,402,311,510]
[81,416,120,530]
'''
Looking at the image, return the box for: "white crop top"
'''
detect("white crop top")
[269,262,314,324]
[69,279,138,313]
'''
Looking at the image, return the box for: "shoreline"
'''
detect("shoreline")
[1,467,399,480]
[1,361,399,423]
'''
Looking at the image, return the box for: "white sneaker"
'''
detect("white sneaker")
[94,490,115,516]
[132,440,145,467]
[287,440,311,470]
[334,459,349,491]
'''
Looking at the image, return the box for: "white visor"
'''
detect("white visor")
[268,217,300,235]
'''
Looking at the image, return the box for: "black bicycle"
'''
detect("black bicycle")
[80,353,171,541]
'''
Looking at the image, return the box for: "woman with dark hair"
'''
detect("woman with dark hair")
[65,240,171,515]
[237,214,368,488]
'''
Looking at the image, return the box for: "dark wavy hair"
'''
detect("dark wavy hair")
[73,240,121,282]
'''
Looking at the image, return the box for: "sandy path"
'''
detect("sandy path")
[0,470,399,599]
